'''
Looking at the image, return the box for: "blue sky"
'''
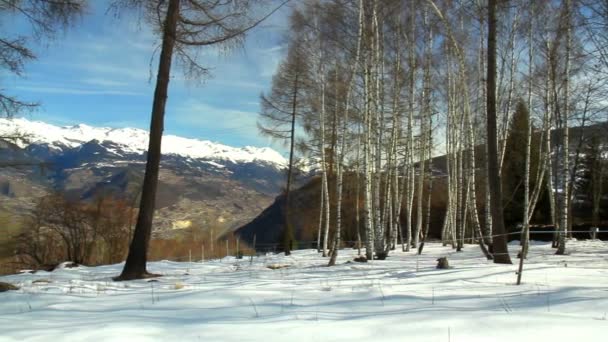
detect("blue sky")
[4,1,290,151]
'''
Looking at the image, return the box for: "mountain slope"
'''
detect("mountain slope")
[0,118,290,237]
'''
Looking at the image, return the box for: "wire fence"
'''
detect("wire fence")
[2,229,605,275]
[6,235,607,307]
[142,229,608,263]
[1,231,605,328]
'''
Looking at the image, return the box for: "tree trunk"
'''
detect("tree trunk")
[405,1,416,252]
[317,175,325,253]
[320,72,331,258]
[498,10,520,175]
[556,0,571,255]
[467,113,492,260]
[478,5,493,248]
[418,109,434,255]
[328,156,343,266]
[519,19,534,269]
[372,0,385,255]
[117,0,180,280]
[330,2,364,265]
[283,74,299,256]
[355,129,362,256]
[363,59,375,261]
[487,0,511,264]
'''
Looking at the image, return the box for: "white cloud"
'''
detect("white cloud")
[71,61,152,81]
[174,100,257,129]
[7,3,288,150]
[171,99,272,147]
[16,85,144,96]
[81,78,131,87]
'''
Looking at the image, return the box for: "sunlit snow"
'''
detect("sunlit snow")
[0,118,287,167]
[1,241,607,341]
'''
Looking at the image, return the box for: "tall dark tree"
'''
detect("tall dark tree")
[116,0,288,280]
[486,0,512,264]
[258,42,309,256]
[117,0,180,280]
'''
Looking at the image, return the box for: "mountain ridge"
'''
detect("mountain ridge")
[0,117,292,238]
[0,117,287,167]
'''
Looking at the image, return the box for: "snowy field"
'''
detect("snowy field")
[1,240,607,341]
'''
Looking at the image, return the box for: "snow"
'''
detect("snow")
[1,240,607,341]
[0,118,287,167]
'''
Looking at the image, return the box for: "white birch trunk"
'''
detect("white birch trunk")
[317,175,324,253]
[557,0,571,255]
[320,73,330,258]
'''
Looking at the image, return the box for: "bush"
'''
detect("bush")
[16,193,134,267]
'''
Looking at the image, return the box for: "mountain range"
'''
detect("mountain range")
[0,118,290,237]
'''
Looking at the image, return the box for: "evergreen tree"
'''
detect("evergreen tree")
[502,100,537,228]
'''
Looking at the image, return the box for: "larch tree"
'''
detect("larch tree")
[115,0,288,280]
[486,0,511,264]
[258,39,310,256]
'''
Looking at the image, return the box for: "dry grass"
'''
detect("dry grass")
[148,235,254,262]
[266,264,290,270]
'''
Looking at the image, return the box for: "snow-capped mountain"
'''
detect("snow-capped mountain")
[0,118,287,167]
[0,117,294,237]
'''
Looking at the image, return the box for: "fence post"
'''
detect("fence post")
[210,229,214,254]
[591,227,599,240]
[236,237,240,258]
[201,244,205,263]
[189,249,192,263]
[226,240,229,258]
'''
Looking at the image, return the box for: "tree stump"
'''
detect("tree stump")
[436,257,449,269]
[375,251,388,260]
[353,256,367,263]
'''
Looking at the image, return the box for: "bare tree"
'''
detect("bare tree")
[116,0,288,280]
[486,0,511,264]
[258,40,309,256]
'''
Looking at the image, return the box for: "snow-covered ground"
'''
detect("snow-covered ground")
[1,241,607,341]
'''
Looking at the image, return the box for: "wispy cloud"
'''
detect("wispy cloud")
[6,3,287,149]
[72,62,152,81]
[16,85,145,96]
[171,99,271,147]
[208,79,265,90]
[81,78,131,87]
[243,101,260,107]
[174,100,258,129]
[251,44,286,79]
[99,120,147,130]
